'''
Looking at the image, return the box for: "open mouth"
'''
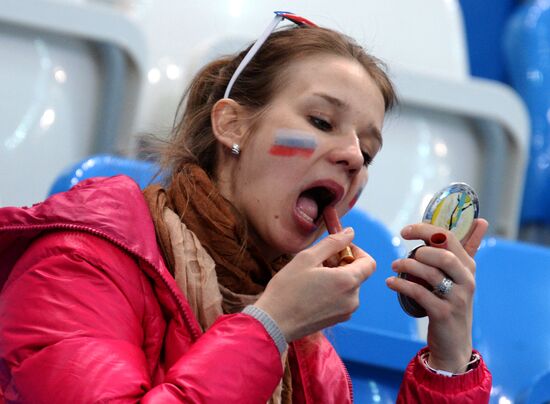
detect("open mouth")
[296,183,342,225]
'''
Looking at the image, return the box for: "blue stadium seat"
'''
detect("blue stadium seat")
[330,209,424,403]
[473,238,550,403]
[48,154,160,196]
[339,209,414,336]
[503,2,550,226]
[522,370,550,404]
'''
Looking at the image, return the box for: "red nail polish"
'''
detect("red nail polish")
[430,232,448,249]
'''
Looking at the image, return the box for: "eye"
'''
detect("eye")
[361,151,374,167]
[309,116,333,132]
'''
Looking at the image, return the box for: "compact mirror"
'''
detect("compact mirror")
[422,182,479,243]
[398,182,480,318]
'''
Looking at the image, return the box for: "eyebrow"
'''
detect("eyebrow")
[312,92,349,110]
[312,92,383,147]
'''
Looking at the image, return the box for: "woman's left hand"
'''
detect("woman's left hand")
[386,218,489,373]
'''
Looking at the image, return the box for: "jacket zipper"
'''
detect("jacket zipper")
[292,337,354,403]
[1,223,202,340]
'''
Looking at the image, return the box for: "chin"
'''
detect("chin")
[259,223,322,259]
[276,233,320,256]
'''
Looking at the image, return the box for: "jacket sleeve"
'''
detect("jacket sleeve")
[0,232,282,404]
[397,347,492,403]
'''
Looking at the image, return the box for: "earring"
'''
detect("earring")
[231,143,241,155]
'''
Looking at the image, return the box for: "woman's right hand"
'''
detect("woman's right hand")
[254,227,376,342]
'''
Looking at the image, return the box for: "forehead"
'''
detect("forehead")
[272,54,385,123]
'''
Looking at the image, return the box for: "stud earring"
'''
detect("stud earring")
[231,143,241,155]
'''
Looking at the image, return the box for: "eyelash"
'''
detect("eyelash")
[309,115,332,132]
[362,151,374,167]
[308,115,373,167]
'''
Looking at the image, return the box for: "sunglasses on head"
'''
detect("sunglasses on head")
[224,11,317,99]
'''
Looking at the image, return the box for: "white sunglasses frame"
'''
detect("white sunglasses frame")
[223,11,316,99]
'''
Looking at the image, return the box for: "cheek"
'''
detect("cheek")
[348,186,364,209]
[268,130,317,158]
[348,173,368,209]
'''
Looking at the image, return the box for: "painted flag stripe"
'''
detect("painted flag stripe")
[269,145,315,157]
[273,136,317,149]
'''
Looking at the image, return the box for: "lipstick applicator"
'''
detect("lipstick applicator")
[323,206,355,265]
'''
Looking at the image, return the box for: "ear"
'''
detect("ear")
[211,98,247,150]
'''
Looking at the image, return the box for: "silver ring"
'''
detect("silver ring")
[433,277,453,297]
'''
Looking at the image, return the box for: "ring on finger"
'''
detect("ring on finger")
[433,277,454,298]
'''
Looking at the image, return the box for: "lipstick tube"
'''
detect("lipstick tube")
[323,207,355,265]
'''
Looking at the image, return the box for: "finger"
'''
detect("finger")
[348,242,369,259]
[401,223,470,264]
[323,255,340,268]
[411,246,474,283]
[386,275,448,316]
[392,257,451,289]
[462,218,489,258]
[334,254,376,283]
[300,228,355,265]
[401,223,452,244]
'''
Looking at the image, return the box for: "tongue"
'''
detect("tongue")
[296,195,319,222]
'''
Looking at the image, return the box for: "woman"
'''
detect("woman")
[0,12,491,403]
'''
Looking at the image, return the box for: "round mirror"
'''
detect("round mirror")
[422,182,479,243]
[398,183,479,318]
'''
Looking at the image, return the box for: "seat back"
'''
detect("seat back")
[522,370,550,404]
[503,2,550,225]
[48,154,161,196]
[0,2,146,207]
[330,209,424,403]
[473,238,550,403]
[340,209,414,337]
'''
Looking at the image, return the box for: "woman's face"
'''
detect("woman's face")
[221,54,386,259]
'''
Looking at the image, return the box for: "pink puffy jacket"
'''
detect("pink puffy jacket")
[0,176,491,403]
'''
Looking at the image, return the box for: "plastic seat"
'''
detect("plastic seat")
[0,1,147,207]
[473,238,550,403]
[523,370,550,404]
[48,154,160,196]
[503,0,550,226]
[339,209,412,336]
[330,209,424,403]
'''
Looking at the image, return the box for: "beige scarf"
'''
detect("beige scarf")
[143,165,293,403]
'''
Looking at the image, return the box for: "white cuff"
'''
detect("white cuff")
[421,352,481,377]
[242,305,288,354]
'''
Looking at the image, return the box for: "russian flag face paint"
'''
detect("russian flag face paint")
[269,129,317,158]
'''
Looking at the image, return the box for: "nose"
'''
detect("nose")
[330,134,365,175]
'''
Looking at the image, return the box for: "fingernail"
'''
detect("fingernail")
[401,225,413,237]
[385,277,396,286]
[430,232,448,248]
[343,227,354,235]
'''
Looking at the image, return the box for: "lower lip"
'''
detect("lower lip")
[292,205,319,234]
